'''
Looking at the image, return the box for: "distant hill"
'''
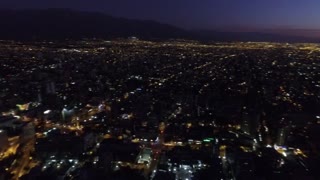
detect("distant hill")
[193,30,320,43]
[0,9,318,42]
[0,9,191,40]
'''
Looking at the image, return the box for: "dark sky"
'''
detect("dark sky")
[1,0,320,31]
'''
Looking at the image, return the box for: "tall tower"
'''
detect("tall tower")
[241,106,261,137]
[0,130,9,154]
[241,107,250,135]
[276,126,290,146]
[46,81,56,94]
[37,88,42,103]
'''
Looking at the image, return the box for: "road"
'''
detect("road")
[144,132,165,178]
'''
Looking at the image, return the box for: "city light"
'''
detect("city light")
[1,31,320,180]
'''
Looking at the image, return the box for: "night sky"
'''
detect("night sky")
[1,0,320,31]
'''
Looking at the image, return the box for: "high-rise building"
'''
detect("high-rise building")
[241,107,260,136]
[276,126,290,146]
[45,81,56,94]
[21,122,35,143]
[0,129,9,155]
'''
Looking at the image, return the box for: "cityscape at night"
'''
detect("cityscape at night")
[1,1,320,180]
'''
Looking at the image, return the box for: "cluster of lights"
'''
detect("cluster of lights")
[43,128,57,136]
[42,159,79,171]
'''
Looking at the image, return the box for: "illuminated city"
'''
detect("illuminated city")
[1,1,320,180]
[1,39,320,179]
